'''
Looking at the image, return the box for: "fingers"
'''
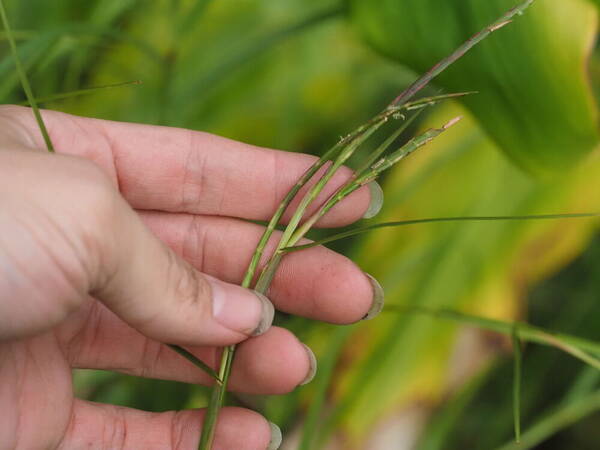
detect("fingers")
[140,212,379,324]
[2,105,375,226]
[64,302,315,395]
[57,400,278,450]
[0,149,273,345]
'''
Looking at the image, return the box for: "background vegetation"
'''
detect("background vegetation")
[2,0,599,448]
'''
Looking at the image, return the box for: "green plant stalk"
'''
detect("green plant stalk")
[198,100,391,450]
[287,118,460,247]
[276,119,387,249]
[288,99,466,247]
[252,109,427,292]
[389,0,535,108]
[386,306,600,369]
[351,109,422,175]
[194,79,395,421]
[251,116,390,294]
[199,2,538,447]
[18,80,142,106]
[0,0,54,152]
[288,98,471,246]
[240,104,407,288]
[495,390,600,450]
[512,326,522,443]
[199,75,432,449]
[198,345,235,448]
[283,213,600,252]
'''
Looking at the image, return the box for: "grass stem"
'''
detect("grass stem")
[512,326,522,443]
[389,0,535,107]
[283,213,600,252]
[386,306,600,369]
[0,0,54,152]
[18,80,142,106]
[495,390,600,450]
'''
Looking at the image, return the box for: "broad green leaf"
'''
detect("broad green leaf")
[349,0,599,174]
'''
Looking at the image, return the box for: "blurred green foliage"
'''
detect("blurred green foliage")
[2,0,599,449]
[351,0,598,174]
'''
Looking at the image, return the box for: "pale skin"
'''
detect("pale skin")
[0,106,377,449]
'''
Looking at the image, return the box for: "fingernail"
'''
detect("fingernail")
[251,291,275,336]
[362,181,384,219]
[300,344,317,386]
[209,277,274,336]
[267,421,282,450]
[362,273,384,320]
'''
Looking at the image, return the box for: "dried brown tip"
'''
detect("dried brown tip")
[489,20,513,32]
[443,116,463,130]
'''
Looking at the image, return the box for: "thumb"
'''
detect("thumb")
[0,150,274,346]
[94,191,275,348]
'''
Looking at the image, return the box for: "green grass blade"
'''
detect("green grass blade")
[283,213,600,252]
[299,327,353,450]
[495,390,600,450]
[560,366,600,406]
[385,306,600,369]
[512,326,522,443]
[0,0,54,152]
[415,366,494,450]
[166,344,221,383]
[353,110,422,177]
[402,91,478,111]
[18,80,142,106]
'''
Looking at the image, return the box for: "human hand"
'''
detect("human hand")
[0,106,382,449]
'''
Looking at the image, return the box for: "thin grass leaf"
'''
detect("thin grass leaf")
[415,366,494,450]
[352,110,422,176]
[0,0,53,151]
[384,306,600,369]
[283,213,600,252]
[166,345,221,383]
[18,80,142,106]
[402,91,478,111]
[299,327,353,450]
[560,366,600,406]
[512,326,522,443]
[495,390,600,450]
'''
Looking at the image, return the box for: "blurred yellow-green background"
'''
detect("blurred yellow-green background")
[2,0,599,449]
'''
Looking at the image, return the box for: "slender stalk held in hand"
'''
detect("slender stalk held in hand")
[198,2,539,448]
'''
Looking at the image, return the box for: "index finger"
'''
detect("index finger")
[3,106,378,227]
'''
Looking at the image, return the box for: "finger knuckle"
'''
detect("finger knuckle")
[166,249,211,315]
